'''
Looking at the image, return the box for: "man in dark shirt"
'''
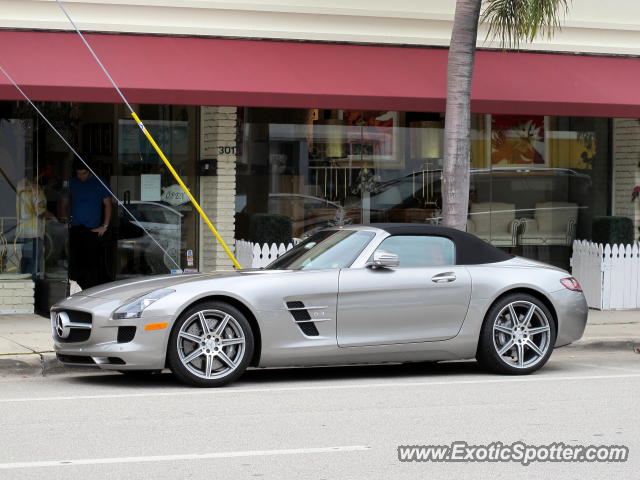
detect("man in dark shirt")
[68,160,112,289]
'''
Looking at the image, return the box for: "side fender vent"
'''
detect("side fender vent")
[286,301,320,337]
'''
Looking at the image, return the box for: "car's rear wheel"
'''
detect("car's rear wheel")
[477,293,556,375]
[167,301,254,387]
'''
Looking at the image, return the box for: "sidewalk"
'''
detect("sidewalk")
[0,310,638,377]
[0,313,64,377]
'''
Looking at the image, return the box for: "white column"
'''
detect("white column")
[199,106,238,272]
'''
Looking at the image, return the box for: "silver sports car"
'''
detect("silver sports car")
[52,224,588,387]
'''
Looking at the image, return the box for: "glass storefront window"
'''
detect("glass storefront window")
[467,114,610,269]
[0,102,71,309]
[0,108,39,279]
[0,101,199,311]
[236,109,447,242]
[0,100,622,311]
[237,108,612,271]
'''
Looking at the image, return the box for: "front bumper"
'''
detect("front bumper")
[51,294,171,371]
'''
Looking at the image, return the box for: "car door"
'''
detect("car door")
[337,235,472,347]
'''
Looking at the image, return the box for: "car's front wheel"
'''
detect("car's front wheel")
[477,293,556,375]
[167,301,254,387]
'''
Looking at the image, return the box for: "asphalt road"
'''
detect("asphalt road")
[0,345,638,480]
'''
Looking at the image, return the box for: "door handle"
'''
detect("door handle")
[431,272,456,283]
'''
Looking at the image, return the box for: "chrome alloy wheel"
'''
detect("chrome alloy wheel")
[492,301,552,369]
[176,309,246,380]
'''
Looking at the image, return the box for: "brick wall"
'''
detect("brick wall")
[199,106,238,271]
[0,277,34,314]
[612,118,640,236]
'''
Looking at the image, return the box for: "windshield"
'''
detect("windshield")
[268,230,375,270]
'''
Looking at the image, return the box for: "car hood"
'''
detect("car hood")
[73,268,295,301]
[75,271,241,300]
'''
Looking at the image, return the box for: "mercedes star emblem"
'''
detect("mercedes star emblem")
[55,312,71,339]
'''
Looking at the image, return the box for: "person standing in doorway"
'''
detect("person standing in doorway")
[16,168,54,278]
[68,159,112,289]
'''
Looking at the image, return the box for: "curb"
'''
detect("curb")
[564,338,640,352]
[41,352,69,376]
[0,352,97,377]
[0,354,44,377]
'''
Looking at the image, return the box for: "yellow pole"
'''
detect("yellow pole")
[130,111,242,270]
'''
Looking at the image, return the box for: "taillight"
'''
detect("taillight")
[560,277,582,292]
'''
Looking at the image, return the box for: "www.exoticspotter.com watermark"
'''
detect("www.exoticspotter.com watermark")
[398,442,629,466]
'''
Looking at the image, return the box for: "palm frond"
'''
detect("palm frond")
[481,0,570,49]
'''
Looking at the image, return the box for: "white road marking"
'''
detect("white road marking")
[0,445,370,470]
[1,373,639,404]
[571,362,640,374]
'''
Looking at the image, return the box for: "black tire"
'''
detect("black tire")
[476,293,556,375]
[167,301,254,387]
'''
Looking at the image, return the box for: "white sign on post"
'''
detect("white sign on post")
[140,174,161,201]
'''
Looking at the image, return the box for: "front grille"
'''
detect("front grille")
[52,309,93,343]
[66,310,92,324]
[66,328,91,342]
[56,354,96,365]
[117,326,137,343]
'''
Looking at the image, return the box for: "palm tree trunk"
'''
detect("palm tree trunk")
[442,0,482,231]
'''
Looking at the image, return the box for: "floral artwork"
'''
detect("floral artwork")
[344,111,397,163]
[491,115,545,166]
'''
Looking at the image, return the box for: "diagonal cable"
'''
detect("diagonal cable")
[55,0,134,114]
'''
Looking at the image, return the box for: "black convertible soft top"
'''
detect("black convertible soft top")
[364,223,513,265]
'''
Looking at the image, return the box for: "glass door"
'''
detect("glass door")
[113,104,199,278]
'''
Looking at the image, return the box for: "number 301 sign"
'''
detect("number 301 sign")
[218,146,236,155]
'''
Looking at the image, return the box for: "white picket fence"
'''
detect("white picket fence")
[235,240,296,269]
[571,240,640,310]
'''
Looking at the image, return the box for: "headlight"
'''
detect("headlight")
[112,288,175,319]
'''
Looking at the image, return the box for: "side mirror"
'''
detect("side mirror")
[370,250,399,268]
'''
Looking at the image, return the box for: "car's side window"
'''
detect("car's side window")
[372,235,456,267]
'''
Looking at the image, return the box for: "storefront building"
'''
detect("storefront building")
[1,1,639,313]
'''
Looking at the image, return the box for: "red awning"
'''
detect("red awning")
[1,30,640,117]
